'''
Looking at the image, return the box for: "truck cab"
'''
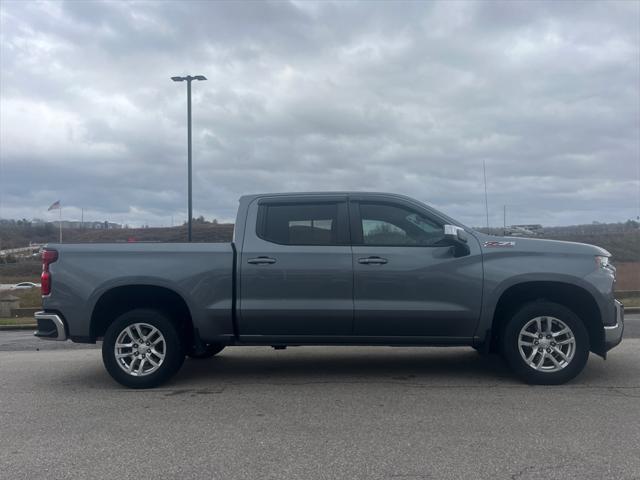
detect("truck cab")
[236,193,482,341]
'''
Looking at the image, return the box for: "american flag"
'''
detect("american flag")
[48,200,61,211]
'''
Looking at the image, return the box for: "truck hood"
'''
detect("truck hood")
[472,232,611,257]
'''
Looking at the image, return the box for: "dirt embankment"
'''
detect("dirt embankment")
[615,262,640,291]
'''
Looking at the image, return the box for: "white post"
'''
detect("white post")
[483,159,489,229]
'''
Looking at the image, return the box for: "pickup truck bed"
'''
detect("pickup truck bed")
[44,243,235,342]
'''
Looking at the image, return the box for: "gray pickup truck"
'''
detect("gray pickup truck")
[35,192,624,388]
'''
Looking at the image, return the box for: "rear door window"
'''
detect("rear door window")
[258,203,347,245]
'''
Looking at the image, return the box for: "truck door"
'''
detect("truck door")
[350,197,483,339]
[238,196,353,337]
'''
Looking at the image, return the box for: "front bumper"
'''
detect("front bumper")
[34,311,67,341]
[604,300,624,351]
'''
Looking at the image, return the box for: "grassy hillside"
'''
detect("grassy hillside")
[0,222,234,248]
[0,261,41,284]
[1,221,637,289]
[543,232,639,263]
[1,222,637,260]
[0,223,234,284]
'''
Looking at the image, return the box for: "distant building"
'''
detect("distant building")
[50,221,122,229]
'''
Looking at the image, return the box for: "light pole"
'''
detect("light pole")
[171,74,207,242]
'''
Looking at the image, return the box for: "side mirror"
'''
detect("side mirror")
[443,224,470,257]
[444,224,467,243]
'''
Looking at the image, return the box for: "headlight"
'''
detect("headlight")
[595,255,610,269]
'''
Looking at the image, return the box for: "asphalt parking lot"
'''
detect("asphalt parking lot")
[1,315,639,480]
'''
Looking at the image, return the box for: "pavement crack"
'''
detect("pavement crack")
[510,465,535,480]
[114,387,226,396]
[388,473,433,479]
[510,462,580,480]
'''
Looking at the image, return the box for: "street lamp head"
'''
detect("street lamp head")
[171,75,206,82]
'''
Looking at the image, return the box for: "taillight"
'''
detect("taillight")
[41,249,58,296]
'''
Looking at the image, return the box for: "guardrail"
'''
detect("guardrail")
[0,245,44,257]
[9,308,39,318]
[617,290,640,299]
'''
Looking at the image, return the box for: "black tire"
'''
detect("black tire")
[501,301,590,385]
[187,344,225,359]
[102,309,185,389]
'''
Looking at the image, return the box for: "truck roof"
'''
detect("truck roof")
[239,191,421,203]
[233,192,467,249]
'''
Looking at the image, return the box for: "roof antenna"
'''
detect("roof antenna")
[483,159,490,229]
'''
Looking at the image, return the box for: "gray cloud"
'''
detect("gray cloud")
[1,0,638,228]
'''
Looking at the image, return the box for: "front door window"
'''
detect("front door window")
[359,203,445,246]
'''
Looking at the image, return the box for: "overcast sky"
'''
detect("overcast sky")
[1,0,639,228]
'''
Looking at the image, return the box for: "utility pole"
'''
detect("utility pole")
[171,74,207,242]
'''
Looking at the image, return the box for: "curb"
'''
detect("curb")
[625,307,639,314]
[0,324,36,331]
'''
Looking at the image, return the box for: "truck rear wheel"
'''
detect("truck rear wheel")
[102,309,185,388]
[501,301,590,385]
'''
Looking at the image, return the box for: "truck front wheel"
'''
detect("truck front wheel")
[501,301,590,385]
[102,309,185,388]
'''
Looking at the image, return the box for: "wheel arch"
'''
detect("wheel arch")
[90,284,195,347]
[489,280,605,356]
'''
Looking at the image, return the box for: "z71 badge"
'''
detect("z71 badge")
[483,241,516,248]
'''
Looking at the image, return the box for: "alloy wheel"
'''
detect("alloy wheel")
[517,316,576,372]
[114,323,166,376]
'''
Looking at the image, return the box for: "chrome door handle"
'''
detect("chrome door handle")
[247,256,276,265]
[358,256,388,265]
